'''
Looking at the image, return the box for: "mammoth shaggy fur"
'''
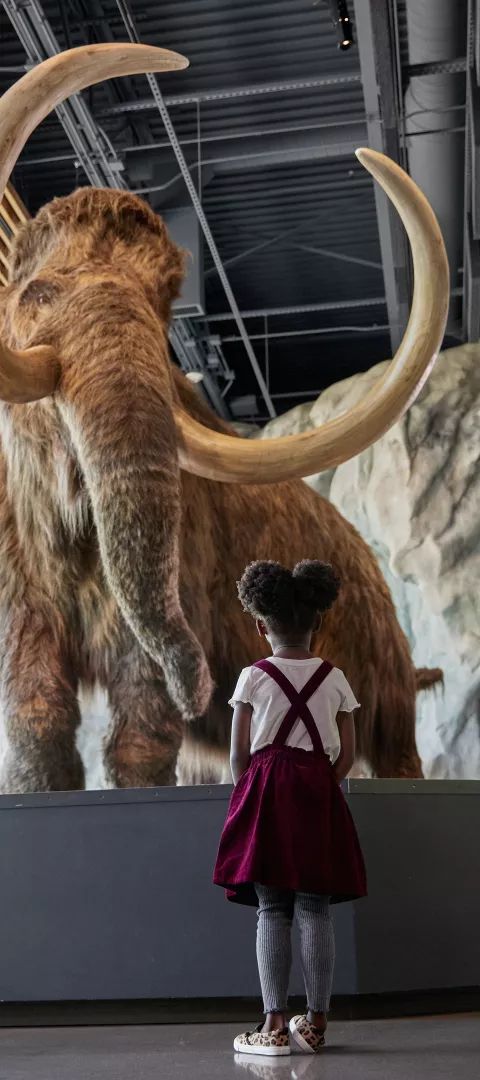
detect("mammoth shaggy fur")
[0,187,434,792]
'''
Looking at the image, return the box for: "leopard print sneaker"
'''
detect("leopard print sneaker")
[233,1023,291,1056]
[289,1014,326,1053]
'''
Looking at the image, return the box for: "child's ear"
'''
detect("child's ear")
[313,613,323,634]
[256,619,267,638]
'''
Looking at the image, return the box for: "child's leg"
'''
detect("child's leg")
[295,892,335,1030]
[255,884,294,1031]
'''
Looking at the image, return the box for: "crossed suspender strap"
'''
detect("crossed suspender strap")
[254,658,333,752]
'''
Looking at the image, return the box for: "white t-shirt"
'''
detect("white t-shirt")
[229,656,360,763]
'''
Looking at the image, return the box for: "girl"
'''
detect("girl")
[213,559,367,1057]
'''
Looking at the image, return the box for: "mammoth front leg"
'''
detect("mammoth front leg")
[104,648,185,788]
[0,611,84,793]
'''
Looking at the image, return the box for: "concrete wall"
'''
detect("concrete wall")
[0,781,478,1002]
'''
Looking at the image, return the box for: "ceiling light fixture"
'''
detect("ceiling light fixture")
[320,0,354,51]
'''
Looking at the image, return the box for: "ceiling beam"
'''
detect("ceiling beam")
[352,0,411,352]
[203,297,388,321]
[15,117,367,171]
[219,324,389,344]
[97,73,363,116]
[122,122,367,206]
[210,123,366,175]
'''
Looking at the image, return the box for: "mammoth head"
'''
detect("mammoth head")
[0,43,188,401]
[3,186,184,375]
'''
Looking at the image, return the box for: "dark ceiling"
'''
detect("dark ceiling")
[0,0,474,421]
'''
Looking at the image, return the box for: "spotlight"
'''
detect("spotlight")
[326,0,354,51]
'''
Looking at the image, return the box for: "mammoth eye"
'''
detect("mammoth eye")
[19,279,60,307]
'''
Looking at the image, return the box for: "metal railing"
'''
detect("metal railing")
[0,183,29,286]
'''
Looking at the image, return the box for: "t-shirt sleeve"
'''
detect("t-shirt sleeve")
[336,669,360,713]
[228,667,254,708]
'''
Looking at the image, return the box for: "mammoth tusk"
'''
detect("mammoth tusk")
[0,43,188,404]
[0,341,60,403]
[0,44,188,205]
[175,148,449,484]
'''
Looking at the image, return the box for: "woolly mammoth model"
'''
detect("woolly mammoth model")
[0,45,448,792]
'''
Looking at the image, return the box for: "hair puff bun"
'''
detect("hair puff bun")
[292,560,341,613]
[237,558,341,628]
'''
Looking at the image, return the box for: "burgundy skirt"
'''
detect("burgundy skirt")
[213,745,367,906]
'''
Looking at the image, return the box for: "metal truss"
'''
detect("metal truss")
[2,0,127,188]
[169,320,233,420]
[114,0,276,418]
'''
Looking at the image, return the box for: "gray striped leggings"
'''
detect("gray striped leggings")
[255,885,335,1014]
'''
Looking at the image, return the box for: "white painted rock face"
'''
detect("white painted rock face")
[260,343,480,780]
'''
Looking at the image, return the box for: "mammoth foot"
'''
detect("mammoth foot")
[176,736,232,786]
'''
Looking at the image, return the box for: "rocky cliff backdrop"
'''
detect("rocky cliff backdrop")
[260,343,480,779]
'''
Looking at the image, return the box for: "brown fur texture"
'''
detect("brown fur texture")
[415,668,444,692]
[0,187,426,792]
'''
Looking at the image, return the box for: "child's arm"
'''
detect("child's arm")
[333,711,356,783]
[230,702,253,784]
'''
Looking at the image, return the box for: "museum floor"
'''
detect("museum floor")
[0,1014,479,1080]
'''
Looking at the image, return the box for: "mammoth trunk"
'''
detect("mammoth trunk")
[91,459,213,721]
[58,295,212,721]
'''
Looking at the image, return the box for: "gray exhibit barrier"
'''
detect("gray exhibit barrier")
[0,780,479,1002]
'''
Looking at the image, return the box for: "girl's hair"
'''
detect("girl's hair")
[237,559,341,634]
